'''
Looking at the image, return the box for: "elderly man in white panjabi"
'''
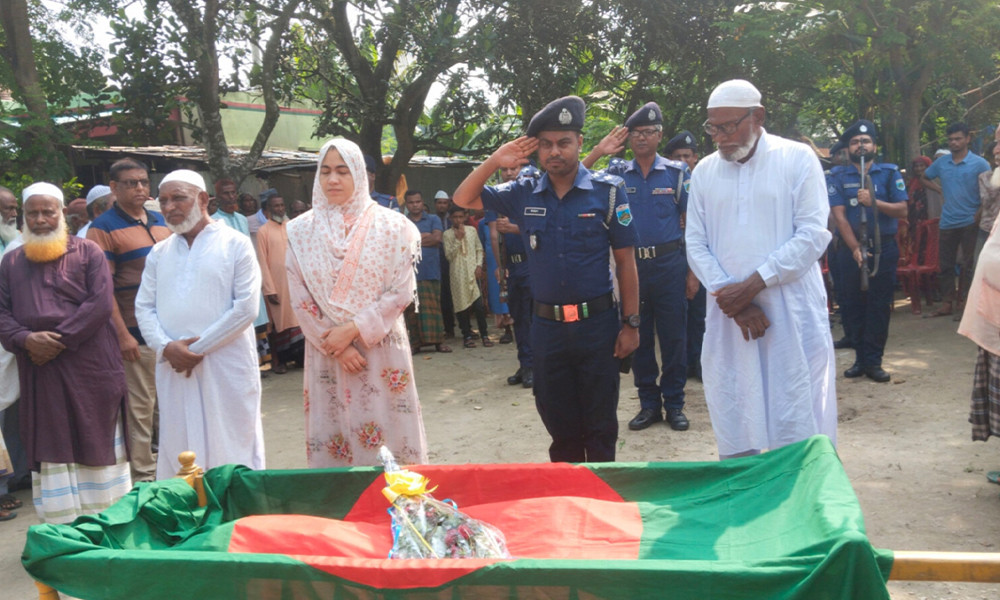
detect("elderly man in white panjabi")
[136,169,265,480]
[685,80,837,459]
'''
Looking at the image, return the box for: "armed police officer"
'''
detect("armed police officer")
[827,120,908,382]
[453,96,640,463]
[583,103,693,432]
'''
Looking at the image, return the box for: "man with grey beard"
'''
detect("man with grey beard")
[0,187,18,252]
[685,79,837,460]
[136,170,265,480]
[0,183,131,523]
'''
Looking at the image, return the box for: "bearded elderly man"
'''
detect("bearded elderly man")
[0,183,131,523]
[685,79,837,459]
[136,170,265,480]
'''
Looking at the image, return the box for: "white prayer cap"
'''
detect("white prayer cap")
[707,79,763,109]
[22,182,64,204]
[159,169,207,193]
[434,190,450,199]
[86,185,112,206]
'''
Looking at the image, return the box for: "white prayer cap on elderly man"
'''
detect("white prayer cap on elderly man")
[86,185,112,206]
[22,182,64,204]
[707,79,763,110]
[159,169,207,193]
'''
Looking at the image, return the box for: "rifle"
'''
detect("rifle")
[857,153,882,291]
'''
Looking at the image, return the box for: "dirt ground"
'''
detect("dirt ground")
[4,294,1000,599]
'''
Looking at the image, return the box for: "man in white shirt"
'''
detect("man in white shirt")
[136,170,265,479]
[685,79,837,459]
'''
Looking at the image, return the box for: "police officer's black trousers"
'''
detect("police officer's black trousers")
[508,268,533,369]
[531,306,619,462]
[834,239,899,367]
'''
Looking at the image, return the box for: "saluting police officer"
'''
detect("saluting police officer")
[827,120,908,382]
[664,130,707,381]
[494,164,540,388]
[453,96,640,463]
[583,103,693,432]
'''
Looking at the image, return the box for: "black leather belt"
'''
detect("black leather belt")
[534,293,615,322]
[508,253,526,264]
[635,239,682,260]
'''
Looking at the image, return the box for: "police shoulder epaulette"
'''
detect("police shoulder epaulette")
[663,157,687,171]
[593,171,624,187]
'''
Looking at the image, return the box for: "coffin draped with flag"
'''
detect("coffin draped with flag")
[23,435,893,599]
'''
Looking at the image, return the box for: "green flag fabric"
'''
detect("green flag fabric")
[23,435,893,599]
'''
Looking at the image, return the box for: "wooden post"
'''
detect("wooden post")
[889,550,1000,582]
[175,451,207,508]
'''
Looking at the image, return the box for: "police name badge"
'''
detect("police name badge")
[558,108,572,125]
[625,187,637,194]
[524,206,546,217]
[616,203,633,226]
[652,187,673,195]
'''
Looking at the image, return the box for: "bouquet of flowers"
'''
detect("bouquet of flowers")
[379,446,511,559]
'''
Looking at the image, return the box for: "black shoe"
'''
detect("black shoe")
[507,368,523,385]
[666,408,690,431]
[865,366,891,383]
[498,328,513,344]
[833,337,853,349]
[844,363,865,378]
[628,408,662,431]
[521,368,533,388]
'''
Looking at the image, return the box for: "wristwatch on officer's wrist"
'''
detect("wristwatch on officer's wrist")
[623,314,640,328]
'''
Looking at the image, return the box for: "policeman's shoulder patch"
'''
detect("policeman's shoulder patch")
[828,183,838,195]
[663,157,687,171]
[615,203,633,226]
[593,171,624,187]
[896,179,905,191]
[683,180,691,194]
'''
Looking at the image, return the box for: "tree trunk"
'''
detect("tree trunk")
[0,0,66,180]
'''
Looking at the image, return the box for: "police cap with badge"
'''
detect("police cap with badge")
[664,130,698,156]
[526,96,586,137]
[624,102,662,130]
[840,119,877,146]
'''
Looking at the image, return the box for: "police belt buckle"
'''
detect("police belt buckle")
[637,246,657,260]
[508,253,525,264]
[557,304,581,322]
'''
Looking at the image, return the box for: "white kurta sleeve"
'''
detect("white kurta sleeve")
[188,237,262,355]
[754,150,832,287]
[685,178,734,293]
[135,246,173,353]
[353,242,418,348]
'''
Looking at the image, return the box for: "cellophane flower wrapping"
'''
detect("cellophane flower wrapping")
[378,446,511,559]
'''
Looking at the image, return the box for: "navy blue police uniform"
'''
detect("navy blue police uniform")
[664,129,707,382]
[501,165,541,386]
[827,121,906,374]
[605,103,691,431]
[479,96,638,463]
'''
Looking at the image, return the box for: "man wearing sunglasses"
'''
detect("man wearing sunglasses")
[685,79,837,460]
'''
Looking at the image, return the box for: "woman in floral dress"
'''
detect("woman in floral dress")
[286,138,428,467]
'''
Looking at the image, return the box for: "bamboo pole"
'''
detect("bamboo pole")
[889,551,1000,582]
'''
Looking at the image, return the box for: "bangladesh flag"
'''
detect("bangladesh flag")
[23,435,892,599]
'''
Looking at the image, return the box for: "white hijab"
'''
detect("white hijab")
[287,138,417,320]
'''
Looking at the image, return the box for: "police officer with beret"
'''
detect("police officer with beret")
[365,155,401,212]
[663,130,707,381]
[453,96,640,462]
[583,103,694,432]
[827,120,908,382]
[664,130,699,171]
